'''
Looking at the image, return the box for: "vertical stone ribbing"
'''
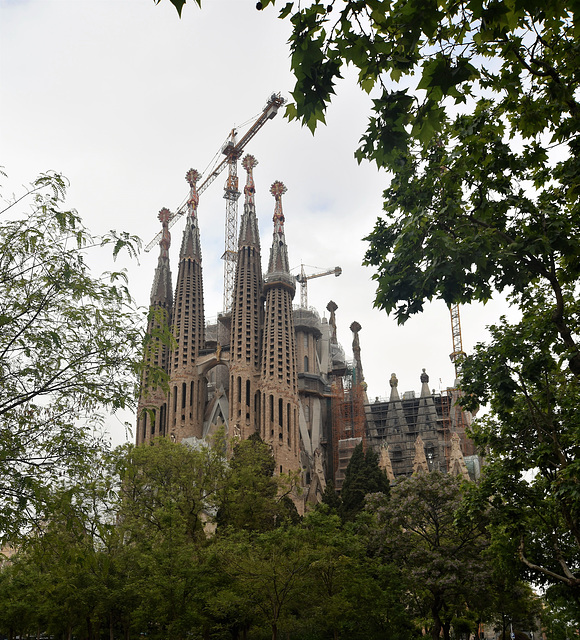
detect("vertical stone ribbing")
[136,208,173,445]
[260,181,300,475]
[229,155,264,439]
[168,169,206,440]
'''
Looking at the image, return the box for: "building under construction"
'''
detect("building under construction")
[136,95,480,508]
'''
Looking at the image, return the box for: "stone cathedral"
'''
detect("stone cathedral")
[137,155,479,507]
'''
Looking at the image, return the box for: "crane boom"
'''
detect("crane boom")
[144,93,285,256]
[296,265,342,309]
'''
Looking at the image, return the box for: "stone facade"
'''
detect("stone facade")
[136,158,479,499]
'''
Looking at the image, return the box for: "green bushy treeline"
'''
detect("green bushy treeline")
[0,437,547,640]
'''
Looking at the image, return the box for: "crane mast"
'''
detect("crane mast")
[449,303,466,379]
[144,94,286,314]
[296,264,342,309]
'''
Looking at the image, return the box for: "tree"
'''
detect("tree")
[340,442,390,521]
[367,472,492,640]
[211,526,313,640]
[114,438,227,638]
[0,448,123,640]
[0,171,144,540]
[461,286,580,599]
[216,433,299,533]
[300,508,414,640]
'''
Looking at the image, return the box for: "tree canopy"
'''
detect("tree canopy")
[0,171,144,541]
[0,436,570,640]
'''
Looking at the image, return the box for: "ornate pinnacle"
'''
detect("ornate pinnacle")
[270,180,287,199]
[185,168,201,217]
[242,154,258,205]
[270,180,286,233]
[242,154,258,172]
[185,168,201,187]
[158,207,171,258]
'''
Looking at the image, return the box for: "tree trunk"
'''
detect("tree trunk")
[431,604,442,640]
[272,622,278,640]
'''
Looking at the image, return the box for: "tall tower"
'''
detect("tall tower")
[136,208,173,445]
[260,181,300,475]
[229,155,264,440]
[167,169,206,441]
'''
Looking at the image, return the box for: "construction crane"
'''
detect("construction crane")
[296,264,342,309]
[449,303,466,379]
[144,92,286,312]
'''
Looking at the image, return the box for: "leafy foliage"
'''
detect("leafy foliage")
[0,171,143,541]
[366,472,492,640]
[217,433,300,532]
[461,285,580,598]
[0,438,568,639]
[340,442,390,520]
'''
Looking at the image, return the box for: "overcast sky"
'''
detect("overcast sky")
[0,0,510,445]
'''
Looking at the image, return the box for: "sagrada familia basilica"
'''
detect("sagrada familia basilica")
[137,154,479,508]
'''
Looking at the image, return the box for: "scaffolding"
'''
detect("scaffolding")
[365,386,475,478]
[331,369,367,490]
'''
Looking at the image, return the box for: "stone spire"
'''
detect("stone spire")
[150,207,173,306]
[229,155,264,440]
[417,368,439,429]
[327,300,338,344]
[179,168,203,260]
[136,208,174,445]
[386,373,406,432]
[350,321,364,387]
[448,432,470,480]
[266,181,293,278]
[412,434,430,474]
[237,154,261,247]
[379,444,396,483]
[167,169,206,441]
[260,181,300,477]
